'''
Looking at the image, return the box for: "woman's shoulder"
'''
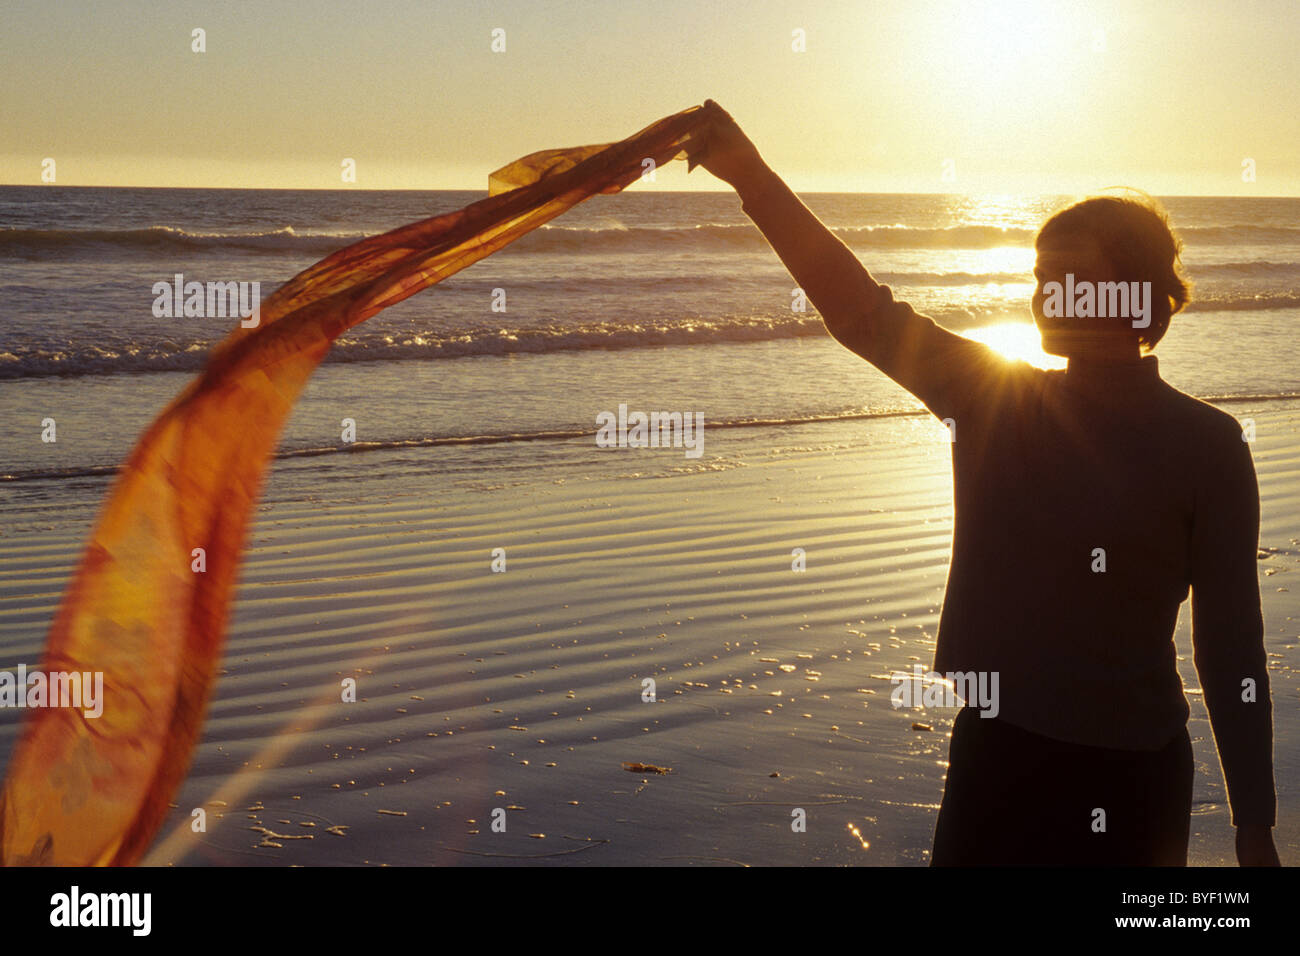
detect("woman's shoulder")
[1161,382,1251,441]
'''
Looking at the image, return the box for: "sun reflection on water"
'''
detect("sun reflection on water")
[846,821,871,851]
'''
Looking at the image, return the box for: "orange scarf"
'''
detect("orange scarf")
[0,104,716,866]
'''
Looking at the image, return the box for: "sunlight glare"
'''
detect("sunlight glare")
[963,322,1065,370]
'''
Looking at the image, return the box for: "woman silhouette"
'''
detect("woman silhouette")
[695,100,1279,866]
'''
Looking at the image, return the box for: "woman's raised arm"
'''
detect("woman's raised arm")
[696,100,883,358]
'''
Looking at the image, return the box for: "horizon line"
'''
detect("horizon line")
[4,183,1298,200]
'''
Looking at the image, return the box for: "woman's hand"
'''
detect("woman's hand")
[1236,824,1280,865]
[694,99,767,192]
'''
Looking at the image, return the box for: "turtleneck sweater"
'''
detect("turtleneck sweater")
[738,169,1276,827]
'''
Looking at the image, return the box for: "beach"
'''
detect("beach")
[1,187,1297,865]
[2,384,1296,865]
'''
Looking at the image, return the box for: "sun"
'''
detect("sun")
[963,322,1065,370]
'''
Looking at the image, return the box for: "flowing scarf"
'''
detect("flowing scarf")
[0,103,718,866]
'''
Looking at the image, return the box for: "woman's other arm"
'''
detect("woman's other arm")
[1189,423,1279,865]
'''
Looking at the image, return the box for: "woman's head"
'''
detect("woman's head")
[1031,192,1190,358]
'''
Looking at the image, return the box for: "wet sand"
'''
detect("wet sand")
[1,402,1296,865]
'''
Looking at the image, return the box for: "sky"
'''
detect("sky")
[2,0,1298,195]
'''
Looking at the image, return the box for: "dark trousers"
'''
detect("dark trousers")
[931,706,1193,866]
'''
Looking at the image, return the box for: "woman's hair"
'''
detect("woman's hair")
[1036,191,1191,351]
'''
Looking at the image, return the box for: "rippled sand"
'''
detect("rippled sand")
[1,405,1296,866]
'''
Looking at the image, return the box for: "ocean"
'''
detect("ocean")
[3,188,1299,492]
